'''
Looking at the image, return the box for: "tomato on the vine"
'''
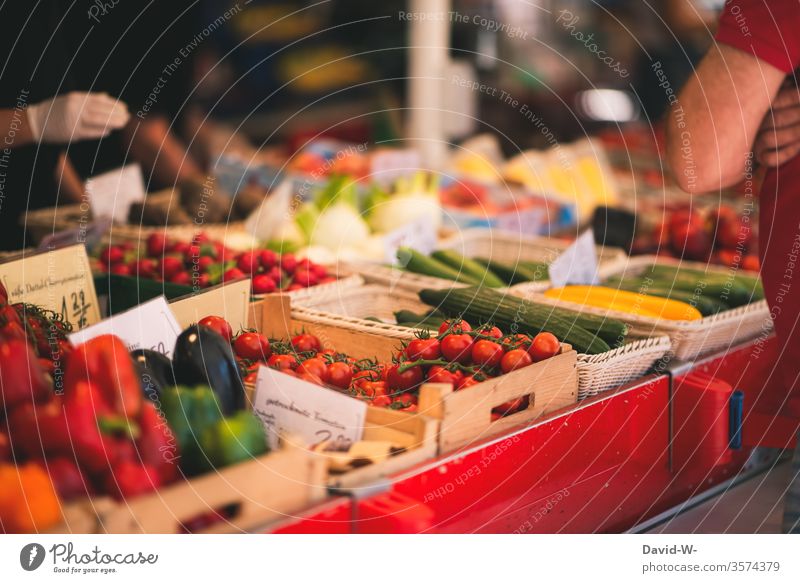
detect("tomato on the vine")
[492,396,529,416]
[440,334,473,364]
[198,316,233,342]
[404,337,441,361]
[426,365,462,386]
[233,332,271,361]
[457,375,482,390]
[528,332,560,362]
[371,395,392,407]
[357,380,388,399]
[478,326,503,339]
[327,362,353,390]
[500,349,533,374]
[471,339,504,369]
[291,333,321,354]
[386,362,424,393]
[268,354,298,371]
[296,372,323,385]
[438,319,472,335]
[296,357,330,382]
[502,334,531,351]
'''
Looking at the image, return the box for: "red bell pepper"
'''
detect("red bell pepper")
[64,334,142,419]
[6,399,70,459]
[33,457,91,502]
[0,338,52,412]
[103,461,161,501]
[136,401,179,484]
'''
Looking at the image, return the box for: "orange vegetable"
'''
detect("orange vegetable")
[0,463,62,533]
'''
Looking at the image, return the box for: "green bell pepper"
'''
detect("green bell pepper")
[200,411,269,469]
[160,385,224,475]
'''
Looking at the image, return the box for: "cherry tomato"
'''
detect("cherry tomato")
[438,319,472,335]
[528,332,560,362]
[391,393,418,409]
[223,267,246,282]
[327,362,353,390]
[268,354,297,371]
[252,275,277,295]
[198,316,233,342]
[244,371,258,384]
[478,326,503,339]
[502,334,531,351]
[296,357,330,382]
[371,395,392,408]
[404,338,441,361]
[500,349,533,374]
[280,253,298,275]
[457,375,482,390]
[260,249,278,269]
[386,362,424,393]
[296,372,323,385]
[357,380,388,399]
[492,396,529,416]
[426,365,462,386]
[471,340,503,369]
[291,333,321,354]
[233,332,271,361]
[440,334,473,364]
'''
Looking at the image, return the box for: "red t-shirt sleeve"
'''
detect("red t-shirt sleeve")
[715,0,800,73]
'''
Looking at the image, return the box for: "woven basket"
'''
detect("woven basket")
[512,255,772,361]
[350,229,628,292]
[292,282,672,394]
[576,335,672,400]
[22,189,247,247]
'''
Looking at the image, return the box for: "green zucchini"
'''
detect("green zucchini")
[397,247,481,284]
[431,250,505,288]
[418,287,611,354]
[474,257,537,285]
[608,279,727,316]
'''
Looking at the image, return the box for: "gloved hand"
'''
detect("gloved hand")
[26,92,130,144]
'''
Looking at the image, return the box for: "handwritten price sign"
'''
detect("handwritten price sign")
[0,245,101,329]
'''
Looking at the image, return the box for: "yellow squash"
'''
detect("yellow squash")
[545,285,703,321]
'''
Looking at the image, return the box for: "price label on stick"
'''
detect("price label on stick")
[384,214,437,265]
[252,367,366,450]
[69,296,182,356]
[548,229,600,287]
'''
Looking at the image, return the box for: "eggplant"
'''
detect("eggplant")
[131,349,177,402]
[172,325,245,415]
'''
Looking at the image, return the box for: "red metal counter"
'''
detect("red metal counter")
[267,336,797,533]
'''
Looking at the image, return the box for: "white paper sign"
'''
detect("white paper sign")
[169,279,251,332]
[548,229,599,287]
[252,366,366,450]
[69,296,182,357]
[384,213,438,264]
[86,164,146,224]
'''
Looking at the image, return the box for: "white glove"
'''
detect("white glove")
[26,92,130,144]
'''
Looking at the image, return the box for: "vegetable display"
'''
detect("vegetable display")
[96,232,336,295]
[397,247,550,287]
[212,314,562,417]
[418,287,625,354]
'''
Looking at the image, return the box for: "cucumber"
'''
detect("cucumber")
[474,257,537,285]
[643,264,763,305]
[519,261,551,280]
[393,310,445,331]
[397,247,481,284]
[431,250,505,288]
[418,287,612,354]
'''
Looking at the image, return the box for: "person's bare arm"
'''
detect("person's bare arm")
[55,153,85,204]
[753,80,800,167]
[122,114,203,187]
[0,107,35,148]
[666,44,786,193]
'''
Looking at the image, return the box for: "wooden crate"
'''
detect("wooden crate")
[419,347,577,452]
[252,295,578,454]
[54,438,327,534]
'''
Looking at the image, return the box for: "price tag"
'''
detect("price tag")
[384,214,438,264]
[371,149,421,185]
[169,279,251,331]
[69,296,182,356]
[252,366,366,450]
[0,245,100,329]
[548,229,600,287]
[85,164,146,224]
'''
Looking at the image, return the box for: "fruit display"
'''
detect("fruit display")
[95,232,337,295]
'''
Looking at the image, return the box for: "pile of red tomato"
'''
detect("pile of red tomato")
[198,315,561,418]
[95,232,336,295]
